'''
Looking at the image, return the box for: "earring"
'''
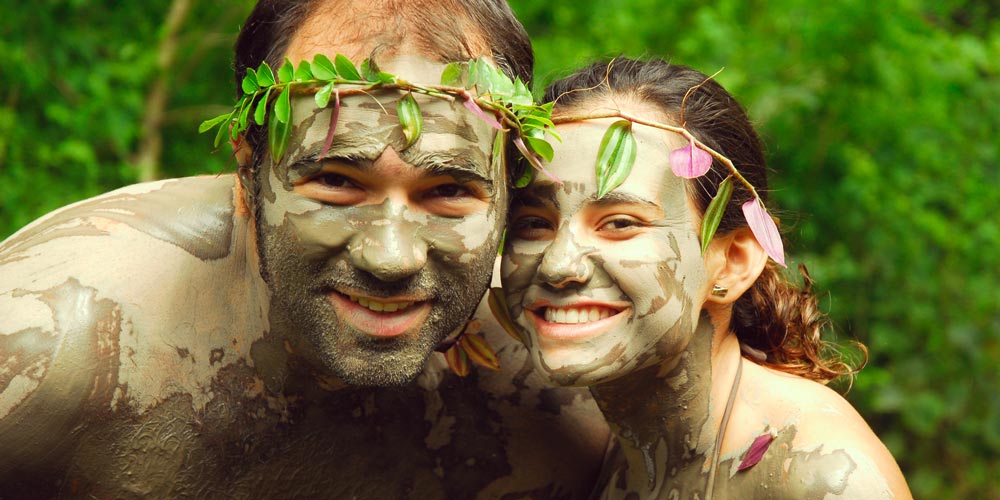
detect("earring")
[711,284,729,297]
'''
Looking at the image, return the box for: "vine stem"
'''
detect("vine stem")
[552,111,761,200]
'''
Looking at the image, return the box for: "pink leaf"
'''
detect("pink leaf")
[669,141,713,178]
[319,89,340,160]
[513,135,561,183]
[463,98,503,130]
[737,432,775,471]
[742,199,786,267]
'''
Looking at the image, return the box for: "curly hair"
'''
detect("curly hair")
[543,57,866,385]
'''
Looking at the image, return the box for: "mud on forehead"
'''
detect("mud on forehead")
[279,93,497,176]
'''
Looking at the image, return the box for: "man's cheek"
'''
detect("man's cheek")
[425,213,501,263]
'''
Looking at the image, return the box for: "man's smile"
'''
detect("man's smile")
[327,290,433,338]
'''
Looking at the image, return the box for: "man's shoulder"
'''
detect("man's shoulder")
[1,175,241,264]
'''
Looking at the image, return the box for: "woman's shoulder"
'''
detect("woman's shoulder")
[721,361,912,499]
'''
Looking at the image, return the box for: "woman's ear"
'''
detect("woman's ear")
[704,227,769,304]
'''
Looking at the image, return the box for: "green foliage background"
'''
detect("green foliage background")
[2,1,997,497]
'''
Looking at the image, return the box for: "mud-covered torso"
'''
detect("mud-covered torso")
[0,176,606,499]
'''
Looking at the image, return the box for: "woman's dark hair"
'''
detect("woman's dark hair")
[232,0,533,175]
[544,58,865,384]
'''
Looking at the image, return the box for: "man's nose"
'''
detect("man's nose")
[349,217,428,282]
[537,226,594,288]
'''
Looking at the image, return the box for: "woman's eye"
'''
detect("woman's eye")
[511,216,554,239]
[599,217,643,232]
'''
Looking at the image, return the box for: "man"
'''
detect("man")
[0,0,608,497]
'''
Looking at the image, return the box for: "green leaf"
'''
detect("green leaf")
[213,111,234,148]
[376,72,397,84]
[595,120,637,198]
[397,93,423,150]
[334,54,362,81]
[275,86,291,124]
[256,62,275,87]
[254,87,272,126]
[513,166,534,188]
[440,62,465,86]
[294,60,313,81]
[700,176,733,254]
[238,97,253,129]
[524,136,554,162]
[315,82,334,108]
[491,130,504,170]
[199,113,231,134]
[241,72,259,95]
[311,54,336,80]
[360,58,381,82]
[268,104,292,164]
[278,57,295,83]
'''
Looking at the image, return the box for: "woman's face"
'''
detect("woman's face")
[500,103,710,386]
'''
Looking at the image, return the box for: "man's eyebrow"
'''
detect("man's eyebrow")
[403,150,495,187]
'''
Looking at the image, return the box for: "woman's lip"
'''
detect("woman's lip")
[525,306,630,342]
[326,290,431,338]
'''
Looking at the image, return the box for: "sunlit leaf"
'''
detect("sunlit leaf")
[198,113,230,134]
[360,58,380,82]
[524,136,554,162]
[397,93,423,150]
[463,98,502,130]
[487,287,522,341]
[256,62,275,87]
[238,98,252,129]
[319,89,340,160]
[334,54,362,80]
[595,120,637,198]
[459,333,500,371]
[311,54,336,80]
[444,344,470,377]
[268,98,292,164]
[274,86,291,124]
[278,57,294,84]
[670,141,713,178]
[315,82,334,108]
[212,111,234,147]
[254,87,272,126]
[294,60,313,81]
[737,432,775,471]
[241,73,259,95]
[700,176,733,254]
[491,130,504,170]
[742,198,786,267]
[440,61,465,86]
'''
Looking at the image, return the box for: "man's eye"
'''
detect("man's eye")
[426,184,471,199]
[314,173,357,188]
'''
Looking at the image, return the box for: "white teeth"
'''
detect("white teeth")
[544,306,617,324]
[351,295,414,313]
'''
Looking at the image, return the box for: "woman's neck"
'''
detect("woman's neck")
[589,315,741,498]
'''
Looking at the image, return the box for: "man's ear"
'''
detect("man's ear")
[232,136,254,214]
[704,227,769,305]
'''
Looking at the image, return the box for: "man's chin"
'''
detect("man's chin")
[330,344,434,387]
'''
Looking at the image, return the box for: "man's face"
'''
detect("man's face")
[253,54,506,386]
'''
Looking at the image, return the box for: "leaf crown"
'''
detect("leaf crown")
[200,54,783,266]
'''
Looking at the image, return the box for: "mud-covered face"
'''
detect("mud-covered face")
[500,108,709,386]
[254,55,505,386]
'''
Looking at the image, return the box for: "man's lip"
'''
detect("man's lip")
[327,290,432,338]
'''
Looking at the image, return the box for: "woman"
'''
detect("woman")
[499,58,911,499]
